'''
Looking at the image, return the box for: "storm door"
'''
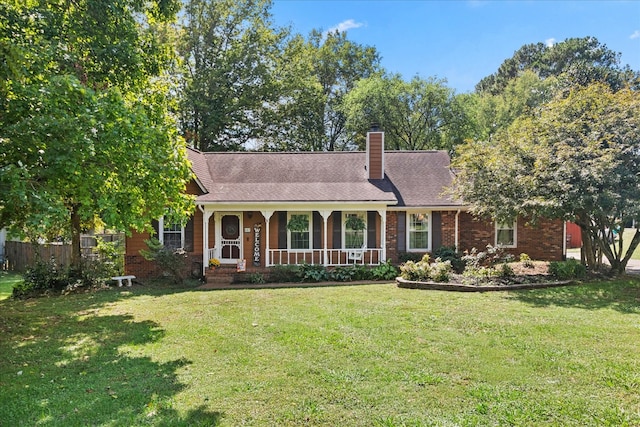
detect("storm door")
[220,214,242,262]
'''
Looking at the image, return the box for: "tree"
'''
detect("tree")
[342,74,469,152]
[452,83,640,275]
[260,29,381,151]
[476,37,637,95]
[178,0,287,151]
[465,71,559,141]
[0,0,193,272]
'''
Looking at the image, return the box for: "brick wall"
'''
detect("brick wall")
[458,212,564,261]
[385,211,398,262]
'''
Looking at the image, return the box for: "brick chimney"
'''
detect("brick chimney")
[366,124,384,180]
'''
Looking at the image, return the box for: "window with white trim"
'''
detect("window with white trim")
[158,217,185,250]
[288,212,311,250]
[343,212,367,249]
[496,221,516,247]
[408,212,430,251]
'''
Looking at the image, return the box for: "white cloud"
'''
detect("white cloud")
[630,30,640,39]
[326,19,364,34]
[545,38,556,47]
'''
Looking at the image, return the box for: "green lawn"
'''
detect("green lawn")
[1,279,639,426]
[567,228,640,261]
[0,271,22,300]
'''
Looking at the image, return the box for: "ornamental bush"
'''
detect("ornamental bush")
[549,259,587,280]
[400,256,452,283]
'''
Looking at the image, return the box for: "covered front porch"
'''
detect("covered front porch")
[198,203,388,273]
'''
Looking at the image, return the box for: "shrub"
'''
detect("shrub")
[94,237,124,277]
[298,264,328,282]
[248,273,265,284]
[140,238,189,284]
[519,253,534,268]
[268,265,300,283]
[399,257,452,283]
[371,260,399,281]
[14,258,70,298]
[398,252,425,263]
[430,259,453,282]
[433,246,465,273]
[549,259,587,280]
[462,245,514,269]
[498,263,515,278]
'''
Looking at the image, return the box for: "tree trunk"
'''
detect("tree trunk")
[580,225,597,270]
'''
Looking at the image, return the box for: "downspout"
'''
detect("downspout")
[455,210,461,251]
[198,204,206,277]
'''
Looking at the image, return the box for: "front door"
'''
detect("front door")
[220,214,242,263]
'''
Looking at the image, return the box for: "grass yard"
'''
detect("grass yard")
[0,271,23,300]
[1,278,639,426]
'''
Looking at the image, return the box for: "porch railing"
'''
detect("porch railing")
[268,248,383,267]
[208,247,383,267]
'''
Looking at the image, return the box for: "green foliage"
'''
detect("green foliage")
[453,83,640,274]
[462,245,514,269]
[0,1,193,273]
[14,259,70,298]
[520,253,534,268]
[433,246,466,273]
[298,264,329,283]
[178,0,288,151]
[400,257,452,283]
[140,238,189,284]
[286,215,310,232]
[268,264,301,283]
[94,237,125,277]
[475,36,633,95]
[248,273,266,284]
[343,74,468,151]
[397,252,425,263]
[344,215,366,231]
[371,260,399,281]
[549,259,587,280]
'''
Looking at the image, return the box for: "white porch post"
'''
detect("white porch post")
[319,210,332,266]
[261,210,274,267]
[202,208,214,275]
[378,209,387,263]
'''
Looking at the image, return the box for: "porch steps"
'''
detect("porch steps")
[205,265,236,285]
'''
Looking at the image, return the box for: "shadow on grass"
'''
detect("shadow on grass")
[506,277,640,314]
[0,292,223,426]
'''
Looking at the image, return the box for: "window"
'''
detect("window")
[159,217,184,250]
[408,212,430,251]
[288,213,311,250]
[343,212,366,249]
[496,221,516,247]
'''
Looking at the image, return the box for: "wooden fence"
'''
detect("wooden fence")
[4,234,124,272]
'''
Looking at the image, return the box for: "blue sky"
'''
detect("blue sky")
[271,0,640,93]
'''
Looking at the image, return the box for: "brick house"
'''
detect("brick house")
[125,129,565,279]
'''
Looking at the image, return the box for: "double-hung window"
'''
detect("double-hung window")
[288,213,311,250]
[496,221,516,247]
[343,212,366,249]
[408,212,430,251]
[156,216,194,252]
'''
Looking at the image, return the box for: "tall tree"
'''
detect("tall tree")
[178,0,287,151]
[342,74,469,152]
[476,36,637,95]
[259,29,381,151]
[452,83,640,275]
[465,71,559,141]
[0,0,193,272]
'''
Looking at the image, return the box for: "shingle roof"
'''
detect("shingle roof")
[186,148,462,207]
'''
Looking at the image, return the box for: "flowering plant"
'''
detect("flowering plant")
[208,258,221,268]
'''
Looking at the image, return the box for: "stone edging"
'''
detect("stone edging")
[396,277,574,292]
